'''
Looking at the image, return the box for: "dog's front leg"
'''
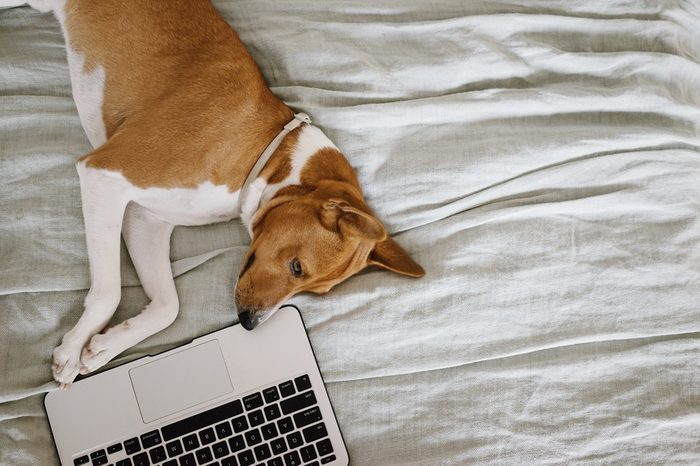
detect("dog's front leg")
[52,163,129,387]
[79,203,178,375]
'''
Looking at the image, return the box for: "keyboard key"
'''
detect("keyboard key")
[263,404,281,421]
[253,443,271,462]
[91,449,107,465]
[244,428,262,446]
[267,458,284,466]
[212,440,229,459]
[195,446,213,464]
[263,386,280,403]
[248,409,265,427]
[163,461,177,466]
[293,406,322,429]
[283,450,301,466]
[320,455,336,464]
[107,444,123,454]
[166,439,183,458]
[162,399,243,441]
[278,381,295,398]
[280,391,316,415]
[74,456,89,466]
[133,452,149,466]
[294,375,311,392]
[270,437,287,455]
[231,415,248,433]
[228,434,245,453]
[199,427,216,445]
[300,444,317,462]
[237,449,255,466]
[221,456,238,466]
[307,463,319,466]
[243,392,263,411]
[149,445,167,463]
[124,438,141,455]
[277,417,294,434]
[302,423,328,443]
[215,421,233,439]
[141,430,162,448]
[286,431,303,449]
[261,422,278,440]
[116,459,132,466]
[183,434,200,451]
[316,439,333,457]
[179,453,196,466]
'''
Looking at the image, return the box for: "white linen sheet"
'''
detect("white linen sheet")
[1,1,699,464]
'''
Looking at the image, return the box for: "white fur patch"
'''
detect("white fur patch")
[138,182,241,226]
[66,52,107,148]
[81,166,242,226]
[49,0,108,148]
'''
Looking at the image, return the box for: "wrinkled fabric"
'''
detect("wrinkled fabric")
[1,1,699,464]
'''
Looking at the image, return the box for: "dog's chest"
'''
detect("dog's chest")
[135,182,241,226]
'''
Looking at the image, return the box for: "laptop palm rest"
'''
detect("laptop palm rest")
[129,339,233,423]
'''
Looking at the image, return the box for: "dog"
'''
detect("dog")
[2,0,424,387]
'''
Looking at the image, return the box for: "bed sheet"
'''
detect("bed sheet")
[1,1,700,464]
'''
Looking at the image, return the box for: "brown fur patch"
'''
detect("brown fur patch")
[259,126,301,184]
[69,0,294,191]
[300,147,361,188]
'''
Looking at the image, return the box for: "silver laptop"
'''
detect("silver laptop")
[45,305,349,466]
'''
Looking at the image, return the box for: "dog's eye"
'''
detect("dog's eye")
[290,258,303,277]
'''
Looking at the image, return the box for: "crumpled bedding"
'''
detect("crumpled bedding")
[1,0,699,464]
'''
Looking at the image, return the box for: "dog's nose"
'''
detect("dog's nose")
[238,310,256,331]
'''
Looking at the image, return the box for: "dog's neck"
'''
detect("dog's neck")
[240,123,362,236]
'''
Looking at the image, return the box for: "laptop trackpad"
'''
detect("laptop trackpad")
[129,339,233,423]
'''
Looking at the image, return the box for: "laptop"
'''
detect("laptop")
[44,305,349,466]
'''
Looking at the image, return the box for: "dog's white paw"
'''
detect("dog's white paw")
[52,343,83,387]
[79,333,121,375]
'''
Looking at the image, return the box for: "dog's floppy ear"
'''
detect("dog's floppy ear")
[322,199,386,242]
[368,235,425,277]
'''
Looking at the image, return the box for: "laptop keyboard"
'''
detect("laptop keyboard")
[72,374,337,466]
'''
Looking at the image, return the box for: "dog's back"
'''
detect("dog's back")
[65,0,286,137]
[32,0,292,190]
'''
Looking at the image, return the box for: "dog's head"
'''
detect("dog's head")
[234,183,424,330]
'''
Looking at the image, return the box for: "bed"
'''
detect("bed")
[1,1,699,464]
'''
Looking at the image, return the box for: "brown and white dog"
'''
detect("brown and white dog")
[3,0,424,387]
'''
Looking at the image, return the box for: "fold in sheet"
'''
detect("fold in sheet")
[1,1,699,464]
